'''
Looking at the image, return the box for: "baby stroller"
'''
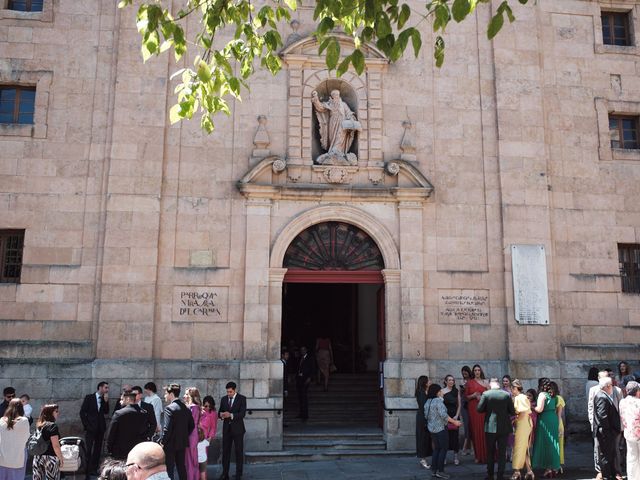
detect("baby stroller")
[59,437,87,478]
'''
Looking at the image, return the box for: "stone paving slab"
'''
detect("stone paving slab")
[206,437,597,480]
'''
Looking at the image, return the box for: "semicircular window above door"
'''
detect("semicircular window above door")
[283,221,384,271]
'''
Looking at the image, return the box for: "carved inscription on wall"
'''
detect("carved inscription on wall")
[172,286,228,323]
[511,244,549,325]
[438,289,490,324]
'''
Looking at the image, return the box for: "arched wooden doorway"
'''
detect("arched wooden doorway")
[281,221,385,427]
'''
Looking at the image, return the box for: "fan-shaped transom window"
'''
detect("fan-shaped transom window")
[283,222,384,271]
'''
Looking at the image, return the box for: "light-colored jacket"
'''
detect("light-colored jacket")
[0,416,30,468]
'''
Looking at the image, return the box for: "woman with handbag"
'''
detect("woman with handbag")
[184,387,203,480]
[442,375,461,466]
[425,384,462,479]
[32,404,63,480]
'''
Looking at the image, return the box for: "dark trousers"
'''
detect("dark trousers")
[296,377,309,419]
[431,429,448,473]
[222,430,244,477]
[84,429,104,475]
[485,432,508,477]
[598,431,621,480]
[164,448,187,480]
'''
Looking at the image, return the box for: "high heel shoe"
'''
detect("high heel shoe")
[524,472,535,480]
[510,472,521,480]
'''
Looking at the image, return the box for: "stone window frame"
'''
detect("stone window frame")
[0,0,52,21]
[596,97,640,161]
[594,3,640,55]
[0,70,51,138]
[618,243,640,294]
[0,229,25,284]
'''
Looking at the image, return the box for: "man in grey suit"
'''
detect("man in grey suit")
[477,377,516,480]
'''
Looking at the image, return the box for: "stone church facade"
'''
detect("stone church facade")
[1,0,640,450]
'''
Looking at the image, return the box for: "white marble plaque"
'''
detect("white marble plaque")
[438,289,490,324]
[172,286,228,323]
[511,244,549,325]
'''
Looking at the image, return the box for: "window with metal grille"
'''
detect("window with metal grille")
[619,244,640,294]
[602,11,632,46]
[609,115,639,149]
[0,230,24,283]
[0,86,36,125]
[7,0,44,12]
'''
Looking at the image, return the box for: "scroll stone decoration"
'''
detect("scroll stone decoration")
[311,89,362,166]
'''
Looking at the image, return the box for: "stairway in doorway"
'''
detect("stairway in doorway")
[283,372,380,426]
[246,373,412,463]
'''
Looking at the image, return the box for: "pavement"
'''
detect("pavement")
[204,436,598,480]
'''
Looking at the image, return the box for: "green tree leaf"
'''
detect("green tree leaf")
[326,38,340,70]
[452,0,471,22]
[351,49,365,74]
[487,11,505,39]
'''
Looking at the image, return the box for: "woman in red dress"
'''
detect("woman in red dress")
[465,364,489,463]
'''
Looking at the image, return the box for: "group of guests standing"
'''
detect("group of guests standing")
[0,380,247,480]
[416,365,568,480]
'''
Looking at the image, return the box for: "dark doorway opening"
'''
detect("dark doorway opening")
[281,282,384,428]
[282,283,380,373]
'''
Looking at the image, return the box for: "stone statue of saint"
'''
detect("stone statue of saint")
[311,89,361,166]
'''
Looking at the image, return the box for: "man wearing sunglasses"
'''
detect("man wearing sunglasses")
[0,386,16,417]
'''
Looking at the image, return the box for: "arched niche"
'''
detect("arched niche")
[311,79,359,163]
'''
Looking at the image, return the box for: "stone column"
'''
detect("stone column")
[242,198,272,359]
[267,268,287,361]
[397,201,426,361]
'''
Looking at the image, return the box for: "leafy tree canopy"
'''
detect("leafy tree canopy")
[119,0,529,133]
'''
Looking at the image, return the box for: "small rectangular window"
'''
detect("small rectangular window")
[0,230,24,283]
[0,86,35,125]
[602,11,632,46]
[7,0,44,12]
[619,244,640,294]
[609,115,639,149]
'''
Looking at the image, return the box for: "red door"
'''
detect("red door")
[376,286,385,428]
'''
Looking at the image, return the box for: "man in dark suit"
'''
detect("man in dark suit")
[0,386,15,417]
[296,346,315,420]
[218,381,247,480]
[593,377,622,480]
[106,391,150,459]
[79,381,110,477]
[132,385,158,439]
[112,384,132,414]
[161,383,195,480]
[477,378,516,480]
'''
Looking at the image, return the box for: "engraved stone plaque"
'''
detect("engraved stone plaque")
[438,289,490,324]
[172,286,228,323]
[511,244,549,325]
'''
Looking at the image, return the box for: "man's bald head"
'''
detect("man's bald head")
[126,442,165,480]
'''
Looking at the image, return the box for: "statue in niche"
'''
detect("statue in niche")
[311,90,361,166]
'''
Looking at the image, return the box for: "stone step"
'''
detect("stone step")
[283,431,383,441]
[245,449,414,464]
[283,439,386,451]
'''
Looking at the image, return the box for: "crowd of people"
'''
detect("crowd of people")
[0,380,246,480]
[416,361,640,480]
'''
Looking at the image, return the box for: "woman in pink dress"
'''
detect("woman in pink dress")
[184,387,202,480]
[199,396,218,480]
[466,364,489,463]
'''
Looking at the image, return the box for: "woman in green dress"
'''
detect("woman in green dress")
[531,379,560,477]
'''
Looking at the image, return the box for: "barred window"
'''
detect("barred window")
[609,115,639,149]
[0,86,36,125]
[0,230,24,283]
[7,0,44,12]
[619,244,640,294]
[602,11,632,46]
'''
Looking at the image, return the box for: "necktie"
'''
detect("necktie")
[229,396,233,409]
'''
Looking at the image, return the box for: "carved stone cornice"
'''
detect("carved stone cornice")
[237,158,434,203]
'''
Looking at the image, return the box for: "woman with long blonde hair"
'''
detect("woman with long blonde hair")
[0,398,31,480]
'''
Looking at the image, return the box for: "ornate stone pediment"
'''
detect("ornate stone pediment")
[237,157,433,203]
